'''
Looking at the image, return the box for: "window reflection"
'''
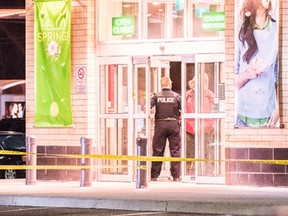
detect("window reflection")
[97,0,224,41]
[100,118,128,175]
[99,65,128,114]
[98,0,138,41]
[191,3,225,37]
[147,2,184,39]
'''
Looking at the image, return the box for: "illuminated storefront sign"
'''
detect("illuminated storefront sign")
[195,8,209,18]
[202,12,225,31]
[176,0,184,11]
[112,16,134,36]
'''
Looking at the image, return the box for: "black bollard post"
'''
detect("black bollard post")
[80,136,92,187]
[26,136,37,185]
[136,136,147,189]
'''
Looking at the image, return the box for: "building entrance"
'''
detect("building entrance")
[96,54,225,184]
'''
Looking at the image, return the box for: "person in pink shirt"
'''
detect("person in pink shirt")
[185,73,215,176]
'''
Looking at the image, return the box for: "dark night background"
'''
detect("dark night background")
[0,0,25,79]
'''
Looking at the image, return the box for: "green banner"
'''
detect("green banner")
[34,0,72,127]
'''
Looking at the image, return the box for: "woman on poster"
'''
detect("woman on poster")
[235,0,279,127]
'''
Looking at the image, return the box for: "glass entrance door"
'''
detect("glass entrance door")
[97,56,161,181]
[97,54,225,183]
[181,54,225,184]
[132,57,172,181]
[97,57,133,181]
[97,56,168,182]
[150,58,172,179]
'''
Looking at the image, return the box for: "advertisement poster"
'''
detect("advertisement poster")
[5,102,25,119]
[234,0,279,128]
[34,0,72,127]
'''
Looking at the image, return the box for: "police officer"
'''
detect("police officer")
[150,76,181,181]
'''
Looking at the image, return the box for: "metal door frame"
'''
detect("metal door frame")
[181,54,225,184]
[133,56,173,180]
[96,56,134,182]
[96,53,225,184]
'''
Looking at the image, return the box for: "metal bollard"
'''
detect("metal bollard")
[136,136,147,189]
[80,136,92,187]
[26,136,37,185]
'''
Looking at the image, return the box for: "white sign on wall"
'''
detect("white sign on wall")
[76,66,87,93]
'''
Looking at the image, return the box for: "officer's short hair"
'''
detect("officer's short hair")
[161,76,172,88]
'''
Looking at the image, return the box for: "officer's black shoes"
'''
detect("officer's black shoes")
[151,177,181,181]
[168,176,181,181]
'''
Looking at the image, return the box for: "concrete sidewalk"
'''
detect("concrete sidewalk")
[0,179,287,216]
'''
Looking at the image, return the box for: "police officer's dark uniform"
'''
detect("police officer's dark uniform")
[150,76,181,181]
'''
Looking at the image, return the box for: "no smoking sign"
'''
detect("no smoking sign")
[76,66,87,93]
[78,67,85,79]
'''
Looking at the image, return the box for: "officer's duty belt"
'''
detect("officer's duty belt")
[157,117,178,121]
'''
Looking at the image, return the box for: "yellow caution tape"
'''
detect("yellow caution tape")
[136,165,148,170]
[0,165,129,170]
[1,150,288,171]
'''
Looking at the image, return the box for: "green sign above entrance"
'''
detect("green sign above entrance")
[176,0,184,11]
[202,12,225,31]
[112,16,135,36]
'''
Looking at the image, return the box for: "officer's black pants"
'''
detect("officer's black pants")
[151,120,181,179]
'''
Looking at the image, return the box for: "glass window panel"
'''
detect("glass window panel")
[185,63,195,112]
[198,63,215,114]
[197,118,215,176]
[184,62,195,177]
[184,120,196,177]
[146,0,184,39]
[196,62,225,114]
[188,1,225,37]
[184,60,225,178]
[98,0,139,41]
[134,119,147,137]
[100,64,128,114]
[97,0,225,41]
[100,119,128,175]
[173,2,184,38]
[197,118,225,177]
[133,67,146,114]
[147,2,166,39]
